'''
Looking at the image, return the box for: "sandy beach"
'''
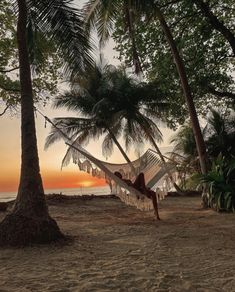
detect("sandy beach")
[0,195,234,292]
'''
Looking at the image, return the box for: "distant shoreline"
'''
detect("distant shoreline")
[1,192,115,205]
[0,185,111,202]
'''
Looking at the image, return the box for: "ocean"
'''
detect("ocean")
[0,185,111,202]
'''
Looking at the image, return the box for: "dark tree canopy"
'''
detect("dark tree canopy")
[112,0,235,125]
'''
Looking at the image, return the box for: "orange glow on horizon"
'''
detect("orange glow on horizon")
[0,169,107,193]
[0,169,19,192]
[76,180,95,187]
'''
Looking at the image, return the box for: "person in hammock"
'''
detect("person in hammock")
[114,172,160,220]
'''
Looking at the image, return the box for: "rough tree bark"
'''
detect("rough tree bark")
[0,0,64,246]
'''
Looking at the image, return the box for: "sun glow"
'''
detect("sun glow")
[76,180,94,188]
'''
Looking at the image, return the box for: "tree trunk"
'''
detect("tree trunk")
[106,127,136,174]
[192,0,235,56]
[0,0,64,246]
[124,5,142,74]
[155,7,208,206]
[155,8,208,176]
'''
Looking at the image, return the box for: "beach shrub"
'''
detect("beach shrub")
[199,155,235,212]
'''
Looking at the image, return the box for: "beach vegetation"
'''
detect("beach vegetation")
[170,109,235,211]
[199,155,235,212]
[45,64,135,171]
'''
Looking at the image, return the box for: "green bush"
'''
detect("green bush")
[200,154,235,212]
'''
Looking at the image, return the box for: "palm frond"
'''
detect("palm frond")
[102,132,114,158]
[44,125,65,150]
[27,0,95,78]
[83,0,120,47]
[61,145,76,168]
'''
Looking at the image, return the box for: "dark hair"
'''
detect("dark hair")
[114,171,122,179]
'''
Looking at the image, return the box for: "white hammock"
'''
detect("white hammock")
[66,141,174,211]
[39,111,175,213]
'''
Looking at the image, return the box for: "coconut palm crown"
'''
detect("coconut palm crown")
[45,64,168,169]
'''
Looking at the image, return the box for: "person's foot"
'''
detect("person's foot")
[154,212,161,220]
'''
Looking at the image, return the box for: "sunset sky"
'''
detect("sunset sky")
[0,6,174,193]
[0,98,173,192]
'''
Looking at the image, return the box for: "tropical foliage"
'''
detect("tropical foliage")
[200,155,235,212]
[0,0,62,112]
[45,64,168,168]
[112,0,235,123]
[205,110,235,160]
[84,0,210,189]
[171,110,235,166]
[170,110,235,210]
[169,124,201,190]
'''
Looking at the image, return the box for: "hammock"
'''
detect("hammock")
[37,109,175,216]
[73,148,175,197]
[66,141,174,213]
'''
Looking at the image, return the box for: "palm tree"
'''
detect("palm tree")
[169,124,201,188]
[0,0,93,246]
[170,125,198,162]
[46,64,136,172]
[169,110,235,188]
[92,67,182,191]
[205,109,235,160]
[171,110,235,162]
[46,65,177,189]
[83,0,208,182]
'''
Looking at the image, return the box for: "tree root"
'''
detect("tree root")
[0,213,64,247]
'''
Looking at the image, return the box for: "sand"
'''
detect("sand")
[0,195,235,292]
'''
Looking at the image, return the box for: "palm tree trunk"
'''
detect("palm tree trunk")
[0,0,63,246]
[106,127,136,173]
[14,0,47,217]
[155,7,208,176]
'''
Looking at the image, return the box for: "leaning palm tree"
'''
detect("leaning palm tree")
[0,0,93,246]
[83,0,208,184]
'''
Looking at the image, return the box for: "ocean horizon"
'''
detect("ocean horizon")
[0,185,111,202]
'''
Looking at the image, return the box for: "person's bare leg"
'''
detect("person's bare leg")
[151,192,160,220]
[132,173,146,191]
